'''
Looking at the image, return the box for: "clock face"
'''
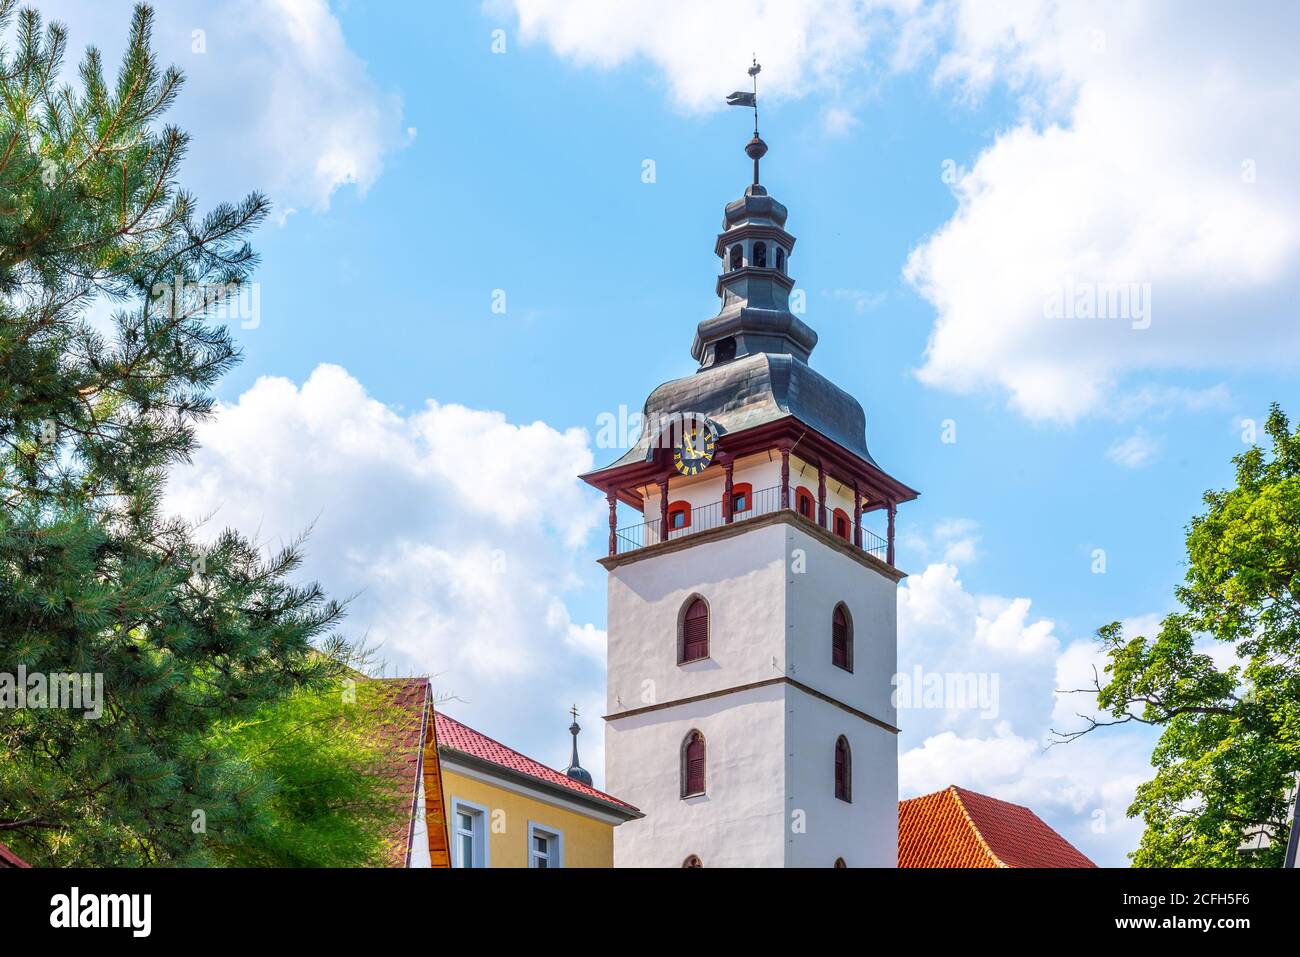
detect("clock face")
[672,418,718,476]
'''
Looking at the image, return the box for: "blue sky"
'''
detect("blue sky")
[43,0,1300,865]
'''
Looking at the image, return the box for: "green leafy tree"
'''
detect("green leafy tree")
[0,2,346,865]
[208,676,424,868]
[1057,404,1300,866]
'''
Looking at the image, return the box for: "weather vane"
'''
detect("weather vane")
[727,55,762,136]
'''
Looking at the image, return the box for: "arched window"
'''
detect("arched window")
[832,603,853,672]
[753,241,767,268]
[682,730,706,797]
[834,857,847,868]
[667,500,692,531]
[683,854,703,868]
[729,245,743,270]
[730,481,753,516]
[714,336,737,363]
[775,247,785,273]
[680,597,709,663]
[833,508,851,541]
[834,736,852,802]
[796,486,816,519]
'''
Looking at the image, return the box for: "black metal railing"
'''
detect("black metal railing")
[615,517,659,555]
[613,483,891,565]
[858,525,888,562]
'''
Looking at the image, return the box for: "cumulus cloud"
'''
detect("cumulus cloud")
[165,364,609,776]
[38,0,407,213]
[907,0,1300,421]
[497,0,917,112]
[899,562,1058,661]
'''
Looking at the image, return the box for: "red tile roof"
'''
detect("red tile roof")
[899,785,1096,868]
[0,840,29,868]
[434,712,640,815]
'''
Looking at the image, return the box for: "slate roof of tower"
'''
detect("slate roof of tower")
[597,351,879,471]
[898,785,1096,868]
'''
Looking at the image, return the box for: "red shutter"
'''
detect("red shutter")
[685,733,706,795]
[832,607,850,670]
[797,489,813,518]
[682,599,709,662]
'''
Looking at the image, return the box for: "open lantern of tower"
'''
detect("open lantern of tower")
[579,64,919,868]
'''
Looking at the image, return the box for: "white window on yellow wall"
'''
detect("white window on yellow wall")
[528,822,563,868]
[452,799,489,868]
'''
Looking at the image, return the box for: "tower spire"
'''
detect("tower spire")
[563,705,593,786]
[727,57,766,188]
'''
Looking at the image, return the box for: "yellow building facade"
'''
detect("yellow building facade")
[433,713,641,868]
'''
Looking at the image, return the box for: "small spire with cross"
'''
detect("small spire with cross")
[564,704,593,786]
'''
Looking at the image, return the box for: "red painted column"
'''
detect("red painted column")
[779,443,791,510]
[658,476,670,543]
[607,488,618,556]
[887,500,897,566]
[722,455,734,524]
[853,483,862,548]
[817,463,827,528]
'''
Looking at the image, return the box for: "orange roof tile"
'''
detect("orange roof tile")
[899,785,1096,868]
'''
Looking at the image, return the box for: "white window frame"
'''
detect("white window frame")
[527,821,564,869]
[451,798,490,869]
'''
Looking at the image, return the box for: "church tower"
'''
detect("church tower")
[580,108,918,868]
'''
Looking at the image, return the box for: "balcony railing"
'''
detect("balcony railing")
[613,483,890,564]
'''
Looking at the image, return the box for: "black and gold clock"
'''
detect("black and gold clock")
[672,418,718,476]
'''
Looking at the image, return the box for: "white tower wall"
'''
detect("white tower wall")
[605,513,900,867]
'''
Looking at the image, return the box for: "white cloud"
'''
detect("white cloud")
[900,561,1056,660]
[1105,427,1160,468]
[37,0,407,213]
[165,364,609,777]
[900,722,1038,795]
[499,0,917,113]
[906,0,1300,422]
[975,595,1058,656]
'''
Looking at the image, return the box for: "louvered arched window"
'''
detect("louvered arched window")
[680,597,709,663]
[832,603,853,672]
[754,241,767,268]
[729,245,743,270]
[682,731,706,797]
[834,736,852,803]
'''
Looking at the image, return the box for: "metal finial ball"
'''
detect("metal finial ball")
[746,135,768,160]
